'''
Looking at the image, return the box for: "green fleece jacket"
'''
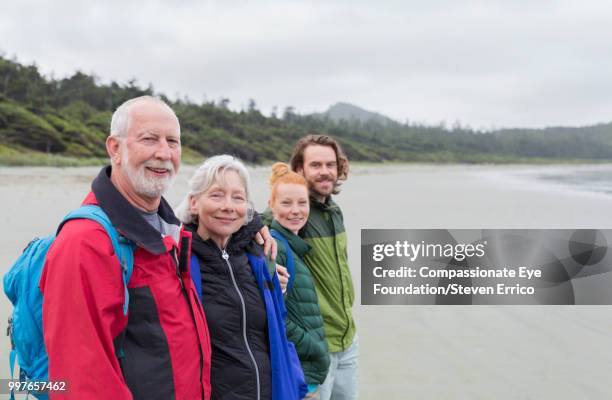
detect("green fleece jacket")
[264,197,356,353]
[271,220,330,385]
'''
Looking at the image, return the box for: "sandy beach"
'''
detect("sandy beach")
[1,163,612,399]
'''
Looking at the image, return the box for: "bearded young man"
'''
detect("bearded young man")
[289,134,358,400]
[40,96,275,400]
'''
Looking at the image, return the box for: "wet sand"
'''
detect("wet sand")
[1,164,612,399]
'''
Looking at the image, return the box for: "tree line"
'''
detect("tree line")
[1,53,611,165]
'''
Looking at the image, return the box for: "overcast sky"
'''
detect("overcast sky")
[2,0,611,128]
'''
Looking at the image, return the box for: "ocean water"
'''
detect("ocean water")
[536,165,612,196]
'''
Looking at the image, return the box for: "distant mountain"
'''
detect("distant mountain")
[316,102,397,125]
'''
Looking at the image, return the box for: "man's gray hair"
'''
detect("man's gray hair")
[175,155,254,225]
[109,95,176,138]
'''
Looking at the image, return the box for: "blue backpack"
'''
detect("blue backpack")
[3,205,134,399]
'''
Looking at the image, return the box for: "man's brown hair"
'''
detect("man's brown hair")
[289,134,349,195]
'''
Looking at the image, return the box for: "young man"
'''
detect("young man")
[289,134,358,400]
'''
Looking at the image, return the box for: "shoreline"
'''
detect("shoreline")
[1,151,612,168]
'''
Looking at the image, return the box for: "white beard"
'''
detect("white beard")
[122,146,176,198]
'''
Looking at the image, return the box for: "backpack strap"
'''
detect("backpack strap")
[9,348,15,388]
[247,252,277,293]
[59,205,135,315]
[270,229,295,291]
[190,254,203,304]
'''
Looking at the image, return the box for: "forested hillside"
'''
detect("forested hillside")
[1,54,611,166]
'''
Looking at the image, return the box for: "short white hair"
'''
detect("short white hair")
[175,155,254,225]
[109,95,176,138]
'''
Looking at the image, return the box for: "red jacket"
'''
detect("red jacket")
[40,166,211,399]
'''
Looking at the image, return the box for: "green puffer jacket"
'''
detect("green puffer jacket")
[271,220,330,385]
[263,197,357,353]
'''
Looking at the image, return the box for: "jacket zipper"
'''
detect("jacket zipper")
[172,247,206,399]
[327,208,352,346]
[220,245,261,400]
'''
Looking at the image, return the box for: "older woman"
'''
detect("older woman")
[268,163,330,399]
[176,155,305,400]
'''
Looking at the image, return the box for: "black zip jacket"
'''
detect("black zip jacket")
[187,216,272,400]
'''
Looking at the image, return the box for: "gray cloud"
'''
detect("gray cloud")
[2,0,611,128]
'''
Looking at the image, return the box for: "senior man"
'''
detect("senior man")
[40,96,274,399]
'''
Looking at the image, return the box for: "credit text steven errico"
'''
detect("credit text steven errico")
[369,240,541,297]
